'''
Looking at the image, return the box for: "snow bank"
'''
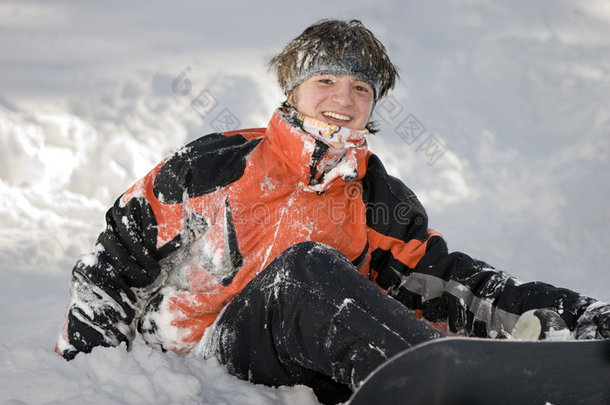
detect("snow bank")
[0,337,317,405]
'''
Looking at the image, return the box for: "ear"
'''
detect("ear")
[286,91,296,105]
[365,100,378,133]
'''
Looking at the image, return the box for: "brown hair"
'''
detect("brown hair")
[269,19,399,101]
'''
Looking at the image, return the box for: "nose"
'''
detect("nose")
[331,80,354,107]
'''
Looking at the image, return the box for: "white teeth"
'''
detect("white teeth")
[323,111,350,121]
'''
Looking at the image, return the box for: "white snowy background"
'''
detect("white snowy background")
[1,1,609,404]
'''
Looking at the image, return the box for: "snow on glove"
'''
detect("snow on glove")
[56,307,133,360]
[575,302,610,340]
[56,271,136,360]
[512,309,570,341]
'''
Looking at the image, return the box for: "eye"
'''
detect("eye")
[354,83,372,93]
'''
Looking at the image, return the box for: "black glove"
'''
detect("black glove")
[57,307,133,361]
[137,294,168,352]
[575,302,610,340]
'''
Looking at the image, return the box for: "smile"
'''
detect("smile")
[322,111,351,121]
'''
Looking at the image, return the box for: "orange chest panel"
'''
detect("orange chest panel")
[153,146,369,314]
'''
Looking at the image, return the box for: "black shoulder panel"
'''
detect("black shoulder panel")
[361,154,429,242]
[154,133,262,203]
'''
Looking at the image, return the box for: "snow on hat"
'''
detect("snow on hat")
[269,19,398,101]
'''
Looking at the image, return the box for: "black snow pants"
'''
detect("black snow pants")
[204,242,443,404]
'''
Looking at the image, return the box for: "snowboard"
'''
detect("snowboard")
[349,337,610,405]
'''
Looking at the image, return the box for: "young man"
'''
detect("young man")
[56,19,610,403]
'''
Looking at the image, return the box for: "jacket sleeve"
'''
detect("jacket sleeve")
[55,159,172,359]
[362,154,595,338]
[56,132,263,359]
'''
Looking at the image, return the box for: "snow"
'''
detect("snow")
[1,1,609,404]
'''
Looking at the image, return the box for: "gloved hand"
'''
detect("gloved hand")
[512,308,570,341]
[56,307,133,360]
[575,302,610,340]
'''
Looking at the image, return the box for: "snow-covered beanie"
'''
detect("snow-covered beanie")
[268,19,398,101]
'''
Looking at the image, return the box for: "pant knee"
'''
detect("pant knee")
[270,242,355,285]
[279,241,344,263]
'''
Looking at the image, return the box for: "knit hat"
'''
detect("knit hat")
[269,19,398,101]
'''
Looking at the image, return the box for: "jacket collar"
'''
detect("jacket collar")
[265,109,369,193]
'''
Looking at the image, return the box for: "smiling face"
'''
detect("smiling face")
[287,74,375,130]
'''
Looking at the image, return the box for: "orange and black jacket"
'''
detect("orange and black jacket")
[57,110,593,358]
